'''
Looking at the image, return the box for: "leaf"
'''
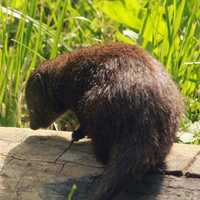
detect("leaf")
[122,29,139,40]
[96,0,142,30]
[178,131,194,143]
[115,31,136,44]
[173,0,186,38]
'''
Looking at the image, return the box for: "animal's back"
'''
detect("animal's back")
[75,43,183,200]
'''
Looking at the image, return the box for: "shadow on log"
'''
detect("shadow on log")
[0,134,166,200]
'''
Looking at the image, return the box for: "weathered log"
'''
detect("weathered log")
[0,127,199,200]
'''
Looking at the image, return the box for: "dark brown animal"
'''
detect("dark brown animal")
[25,42,183,200]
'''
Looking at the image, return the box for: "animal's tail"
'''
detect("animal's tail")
[91,137,160,200]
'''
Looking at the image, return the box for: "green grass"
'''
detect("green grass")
[0,0,115,127]
[0,0,200,142]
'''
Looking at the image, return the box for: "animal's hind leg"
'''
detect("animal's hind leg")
[91,131,111,165]
[90,139,154,200]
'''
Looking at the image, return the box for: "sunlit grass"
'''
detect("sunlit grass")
[0,0,114,127]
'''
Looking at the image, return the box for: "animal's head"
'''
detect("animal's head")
[25,72,60,130]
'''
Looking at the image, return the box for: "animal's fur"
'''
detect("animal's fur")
[26,42,183,200]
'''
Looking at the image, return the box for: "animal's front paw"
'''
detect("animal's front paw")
[72,129,85,141]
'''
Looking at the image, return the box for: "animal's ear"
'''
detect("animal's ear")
[26,73,45,96]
